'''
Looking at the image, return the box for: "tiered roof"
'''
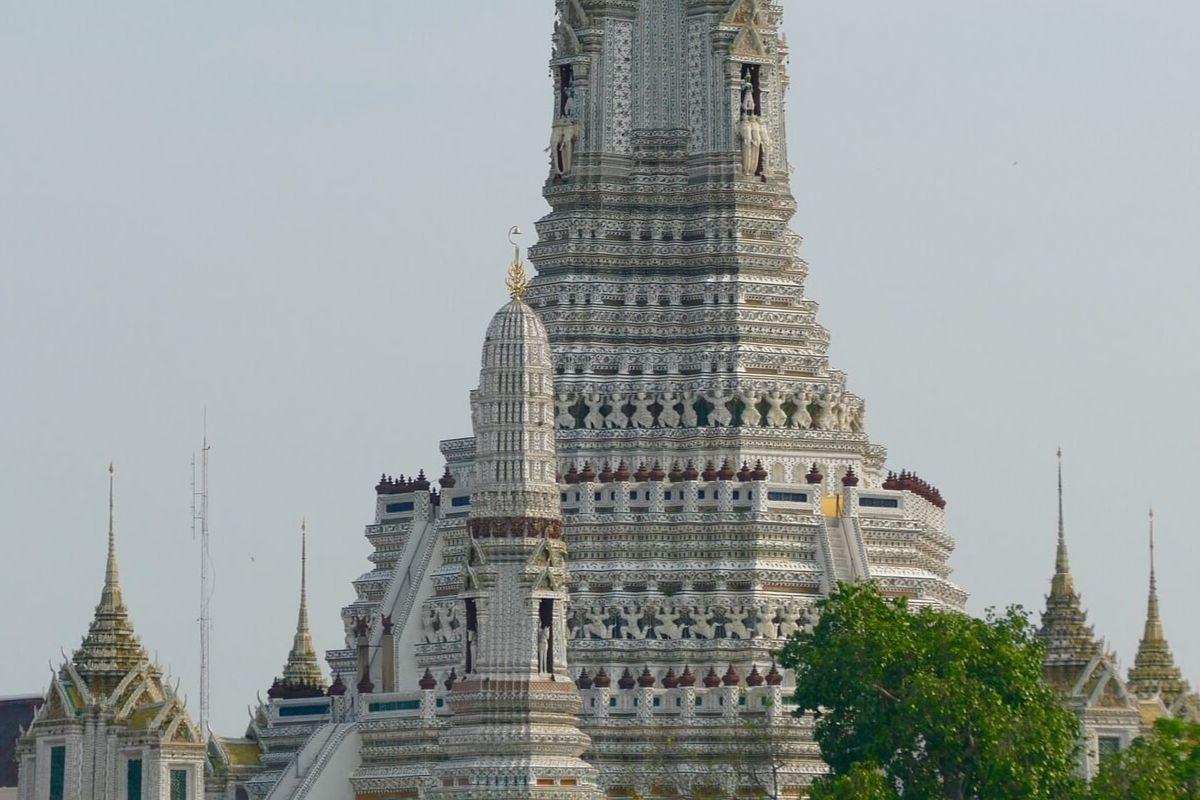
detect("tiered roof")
[71,464,151,697]
[1037,452,1104,676]
[1127,511,1193,707]
[269,521,325,699]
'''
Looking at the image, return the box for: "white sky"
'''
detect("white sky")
[1,2,1197,735]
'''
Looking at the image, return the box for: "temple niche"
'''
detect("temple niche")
[552,64,582,178]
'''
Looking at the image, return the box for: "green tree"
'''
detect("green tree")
[808,764,895,800]
[778,582,1082,800]
[1089,718,1200,799]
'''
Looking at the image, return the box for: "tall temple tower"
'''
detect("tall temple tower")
[268,521,327,700]
[431,256,600,799]
[1036,451,1140,778]
[17,466,207,800]
[322,2,963,797]
[1127,510,1199,719]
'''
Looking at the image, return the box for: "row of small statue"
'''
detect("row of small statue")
[883,470,946,509]
[555,389,865,432]
[575,662,785,690]
[375,466,458,496]
[568,601,814,642]
[419,600,814,645]
[560,459,773,484]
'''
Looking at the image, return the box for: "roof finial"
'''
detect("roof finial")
[1049,448,1076,597]
[299,518,309,626]
[1055,447,1069,574]
[1145,507,1163,641]
[279,517,324,691]
[505,225,529,300]
[102,462,123,612]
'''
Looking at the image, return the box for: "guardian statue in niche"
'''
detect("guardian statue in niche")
[551,65,583,178]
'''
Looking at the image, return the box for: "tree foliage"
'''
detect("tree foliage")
[779,582,1082,800]
[808,764,895,800]
[1089,718,1200,799]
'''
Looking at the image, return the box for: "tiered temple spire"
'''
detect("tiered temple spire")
[1037,450,1103,668]
[72,463,148,694]
[271,520,325,698]
[1127,509,1191,705]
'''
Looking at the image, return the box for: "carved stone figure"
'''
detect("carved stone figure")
[681,391,699,428]
[551,119,581,178]
[778,602,803,638]
[605,397,629,429]
[847,399,866,433]
[765,390,788,428]
[815,392,837,430]
[654,604,682,640]
[755,117,771,179]
[739,388,762,426]
[792,389,812,429]
[583,393,606,429]
[708,389,733,426]
[423,605,440,643]
[436,606,456,643]
[726,605,751,640]
[690,605,715,640]
[658,393,681,428]
[755,604,778,638]
[538,625,550,672]
[555,393,576,429]
[582,606,608,640]
[620,605,644,640]
[740,76,756,118]
[630,391,655,429]
[739,116,759,177]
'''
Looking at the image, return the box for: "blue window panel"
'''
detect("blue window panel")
[127,759,143,800]
[697,490,706,499]
[594,492,601,501]
[385,501,414,514]
[664,491,672,500]
[278,704,329,717]
[170,769,188,800]
[368,700,420,712]
[859,497,899,509]
[629,491,638,500]
[451,496,471,507]
[49,746,65,800]
[732,491,740,500]
[767,491,808,503]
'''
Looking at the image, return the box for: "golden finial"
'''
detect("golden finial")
[505,225,529,300]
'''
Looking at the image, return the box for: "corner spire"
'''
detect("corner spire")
[1145,508,1162,642]
[73,463,147,693]
[102,462,122,611]
[274,518,325,696]
[1037,448,1101,667]
[1051,448,1074,594]
[1128,508,1191,703]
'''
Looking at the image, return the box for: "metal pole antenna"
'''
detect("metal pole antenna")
[193,413,213,741]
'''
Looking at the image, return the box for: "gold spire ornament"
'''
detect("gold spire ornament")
[506,225,529,300]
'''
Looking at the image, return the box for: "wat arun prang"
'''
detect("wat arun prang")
[22,3,1195,800]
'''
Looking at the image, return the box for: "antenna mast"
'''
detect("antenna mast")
[192,414,213,740]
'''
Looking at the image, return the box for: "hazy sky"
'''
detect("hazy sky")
[2,2,1197,735]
